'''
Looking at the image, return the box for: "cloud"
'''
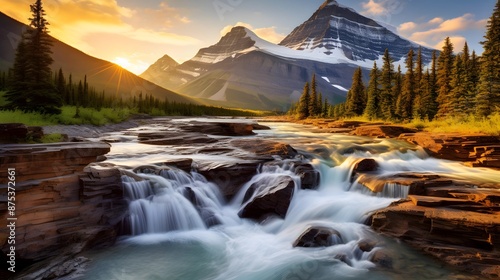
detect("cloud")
[220,22,286,44]
[362,0,387,16]
[398,14,488,50]
[2,0,200,64]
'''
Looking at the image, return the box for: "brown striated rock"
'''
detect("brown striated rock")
[162,158,193,172]
[400,133,500,167]
[351,125,418,138]
[138,132,218,146]
[0,142,111,183]
[179,121,256,136]
[230,139,298,160]
[0,123,28,143]
[0,143,125,276]
[293,226,343,248]
[239,175,295,220]
[197,162,261,199]
[371,197,500,278]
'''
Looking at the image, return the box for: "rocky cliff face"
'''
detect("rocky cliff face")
[279,0,434,62]
[0,142,126,278]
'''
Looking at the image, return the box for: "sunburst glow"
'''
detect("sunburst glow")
[113,57,132,69]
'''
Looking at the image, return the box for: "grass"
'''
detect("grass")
[296,113,500,136]
[0,106,132,126]
[407,113,500,135]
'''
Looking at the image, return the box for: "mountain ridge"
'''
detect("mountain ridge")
[0,11,195,104]
[141,0,437,110]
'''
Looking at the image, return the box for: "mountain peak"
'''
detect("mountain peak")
[320,0,339,8]
[279,1,433,62]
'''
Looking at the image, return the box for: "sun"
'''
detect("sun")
[113,57,132,69]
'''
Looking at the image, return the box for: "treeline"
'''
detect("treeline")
[289,0,500,121]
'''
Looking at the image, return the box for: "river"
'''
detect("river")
[80,119,500,280]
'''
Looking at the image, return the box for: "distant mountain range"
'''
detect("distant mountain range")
[0,12,194,104]
[141,0,435,111]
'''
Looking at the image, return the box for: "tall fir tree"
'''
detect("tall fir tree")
[380,49,394,120]
[450,53,466,116]
[309,74,320,117]
[298,82,310,119]
[476,0,500,117]
[396,49,415,120]
[364,62,381,120]
[345,67,366,116]
[413,47,424,118]
[436,37,455,118]
[392,65,403,119]
[4,0,61,114]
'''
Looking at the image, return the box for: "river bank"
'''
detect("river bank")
[1,117,500,279]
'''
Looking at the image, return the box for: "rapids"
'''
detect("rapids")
[82,119,498,280]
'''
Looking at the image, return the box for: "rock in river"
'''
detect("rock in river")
[239,175,295,220]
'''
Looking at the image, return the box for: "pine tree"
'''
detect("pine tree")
[392,65,403,119]
[364,62,381,120]
[309,74,319,117]
[413,47,424,118]
[56,68,66,103]
[397,49,416,120]
[428,51,439,120]
[322,98,329,117]
[345,67,366,116]
[317,91,323,117]
[380,49,394,120]
[450,53,466,116]
[4,0,61,114]
[476,0,500,117]
[436,37,455,118]
[298,82,310,119]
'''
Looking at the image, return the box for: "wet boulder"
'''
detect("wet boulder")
[295,163,321,190]
[293,226,343,248]
[239,175,295,220]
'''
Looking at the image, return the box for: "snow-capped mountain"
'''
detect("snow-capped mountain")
[279,0,434,63]
[141,0,436,111]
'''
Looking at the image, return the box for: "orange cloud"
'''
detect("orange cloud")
[362,0,387,16]
[1,0,200,74]
[398,14,487,50]
[220,22,286,44]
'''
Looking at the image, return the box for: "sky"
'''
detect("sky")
[1,0,496,75]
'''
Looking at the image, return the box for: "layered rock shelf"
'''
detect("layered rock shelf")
[0,142,126,279]
[282,118,500,169]
[368,174,500,278]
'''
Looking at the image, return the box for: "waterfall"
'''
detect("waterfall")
[122,168,235,235]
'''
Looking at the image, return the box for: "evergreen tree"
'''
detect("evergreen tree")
[56,68,66,103]
[322,97,329,117]
[413,47,424,118]
[298,82,310,119]
[380,49,394,120]
[436,37,455,118]
[392,65,403,119]
[450,53,466,115]
[428,51,439,120]
[4,0,61,114]
[397,49,416,120]
[317,91,323,117]
[345,67,366,116]
[476,0,500,117]
[364,62,381,120]
[309,74,319,117]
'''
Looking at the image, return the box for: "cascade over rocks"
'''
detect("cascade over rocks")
[239,175,295,220]
[263,160,321,190]
[293,226,343,248]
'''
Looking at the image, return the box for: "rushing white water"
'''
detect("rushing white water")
[82,120,497,280]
